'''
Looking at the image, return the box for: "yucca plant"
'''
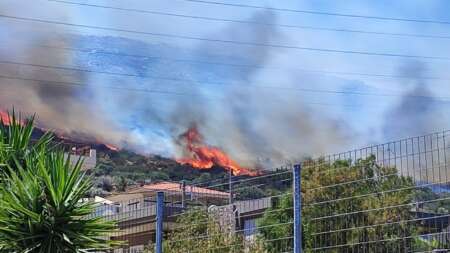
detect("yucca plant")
[0,111,117,252]
[0,110,52,174]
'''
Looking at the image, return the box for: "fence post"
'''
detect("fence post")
[293,164,302,253]
[155,191,164,253]
[228,169,233,204]
[181,180,186,209]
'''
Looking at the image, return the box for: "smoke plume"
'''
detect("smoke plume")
[383,61,448,139]
[0,7,352,169]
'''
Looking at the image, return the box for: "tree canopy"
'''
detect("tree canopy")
[259,156,422,252]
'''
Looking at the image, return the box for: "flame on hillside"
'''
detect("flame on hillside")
[104,143,120,151]
[176,125,259,176]
[1,110,119,152]
[0,110,25,126]
[0,111,11,125]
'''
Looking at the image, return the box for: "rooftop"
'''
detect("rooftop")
[128,181,229,197]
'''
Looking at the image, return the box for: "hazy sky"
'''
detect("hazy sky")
[1,0,450,166]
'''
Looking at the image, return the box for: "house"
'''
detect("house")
[125,181,230,206]
[234,197,273,240]
[65,146,97,171]
[94,181,274,251]
[95,181,230,252]
[208,197,273,241]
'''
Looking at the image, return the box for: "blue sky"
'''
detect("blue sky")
[1,0,450,167]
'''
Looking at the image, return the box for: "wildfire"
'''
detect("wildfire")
[176,125,259,176]
[0,110,24,126]
[104,143,120,152]
[0,111,10,125]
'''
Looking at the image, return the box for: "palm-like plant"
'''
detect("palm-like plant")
[0,111,117,252]
[0,111,52,174]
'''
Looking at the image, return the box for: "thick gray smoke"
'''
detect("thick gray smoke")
[383,61,448,139]
[0,16,133,146]
[382,61,450,183]
[0,7,352,169]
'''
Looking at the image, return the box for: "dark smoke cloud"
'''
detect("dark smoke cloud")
[383,61,450,183]
[383,61,447,140]
[165,10,352,168]
[0,6,353,169]
[0,21,131,146]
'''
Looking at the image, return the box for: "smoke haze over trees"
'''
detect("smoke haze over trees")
[1,0,450,170]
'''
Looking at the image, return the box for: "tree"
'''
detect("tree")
[147,208,266,253]
[234,186,266,201]
[115,175,128,192]
[258,156,419,252]
[99,176,114,192]
[0,112,117,252]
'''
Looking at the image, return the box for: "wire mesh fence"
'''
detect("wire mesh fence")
[304,130,450,252]
[161,169,294,253]
[91,130,450,252]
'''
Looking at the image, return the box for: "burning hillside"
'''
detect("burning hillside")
[0,111,25,126]
[0,111,10,125]
[176,125,259,176]
[0,109,119,153]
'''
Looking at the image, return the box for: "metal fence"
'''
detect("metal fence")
[93,130,450,252]
[304,130,450,252]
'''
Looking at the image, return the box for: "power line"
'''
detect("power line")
[1,59,450,101]
[2,14,450,61]
[182,0,450,25]
[0,73,201,97]
[1,40,447,82]
[0,73,379,109]
[47,0,450,40]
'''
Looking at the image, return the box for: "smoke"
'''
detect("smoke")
[0,3,132,146]
[382,61,450,183]
[383,61,448,139]
[0,6,352,169]
[142,10,351,168]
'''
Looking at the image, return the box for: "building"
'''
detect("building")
[95,181,230,252]
[65,146,97,171]
[126,181,230,206]
[94,181,274,252]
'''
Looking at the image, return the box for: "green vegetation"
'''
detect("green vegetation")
[91,152,232,195]
[0,112,116,252]
[1,111,447,252]
[147,208,266,253]
[257,156,444,252]
[153,156,448,252]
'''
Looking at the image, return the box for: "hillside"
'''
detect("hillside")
[19,114,286,198]
[94,148,231,186]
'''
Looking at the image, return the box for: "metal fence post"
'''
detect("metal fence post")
[229,169,233,204]
[156,191,164,253]
[181,180,186,209]
[293,164,302,253]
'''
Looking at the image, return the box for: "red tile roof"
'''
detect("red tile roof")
[129,181,229,197]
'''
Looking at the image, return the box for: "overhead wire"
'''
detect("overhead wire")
[1,40,448,82]
[47,0,450,40]
[182,0,450,26]
[1,14,450,61]
[1,59,450,101]
[0,73,383,109]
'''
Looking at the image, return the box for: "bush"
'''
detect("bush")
[0,111,117,252]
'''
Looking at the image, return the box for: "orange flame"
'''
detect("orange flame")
[176,125,258,176]
[0,110,24,126]
[104,143,120,151]
[0,111,11,125]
